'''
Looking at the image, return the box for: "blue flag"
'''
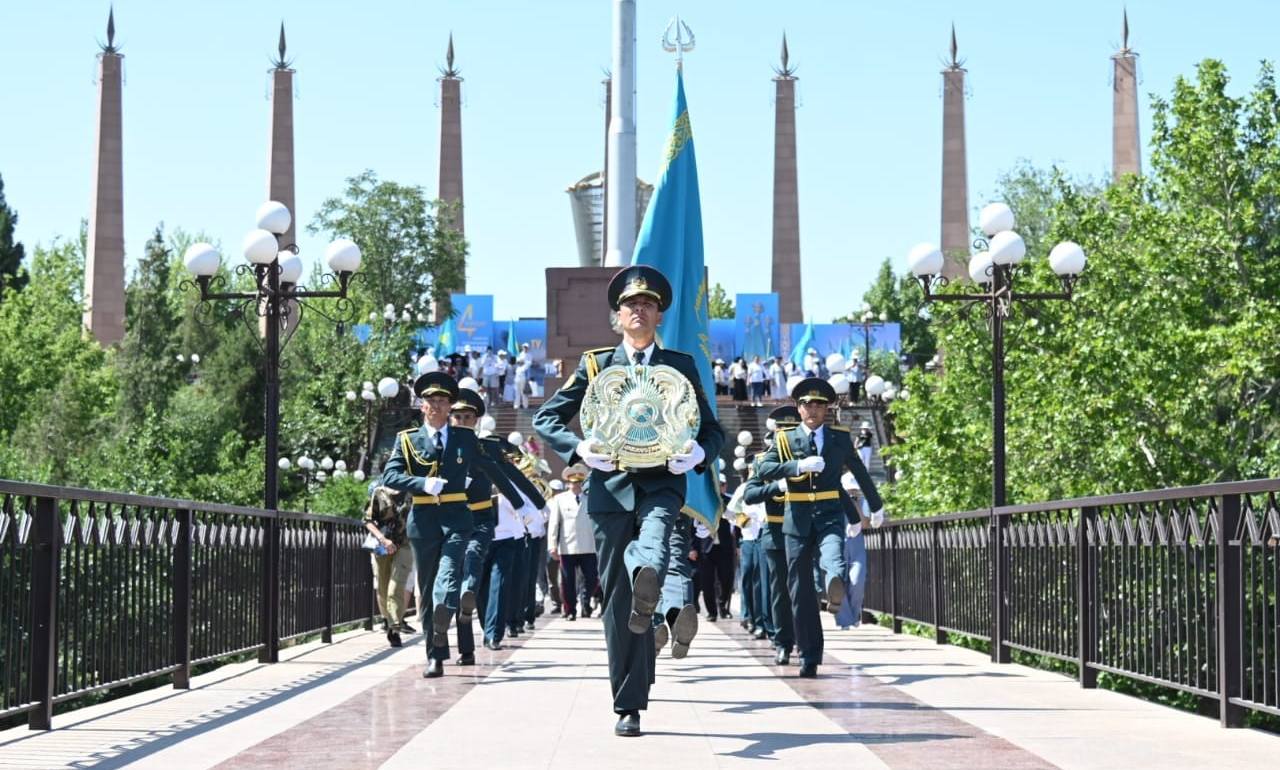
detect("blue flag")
[789,318,815,369]
[632,69,722,531]
[436,316,456,357]
[506,319,519,357]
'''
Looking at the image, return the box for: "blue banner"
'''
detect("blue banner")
[735,293,780,363]
[450,294,493,353]
[709,318,735,363]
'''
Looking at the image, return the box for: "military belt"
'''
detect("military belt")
[782,490,840,503]
[468,499,494,511]
[411,492,469,505]
[765,515,785,523]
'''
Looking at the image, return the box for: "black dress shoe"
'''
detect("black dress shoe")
[423,659,444,678]
[386,628,402,648]
[752,628,768,640]
[653,622,669,654]
[551,605,562,615]
[431,604,452,648]
[825,576,845,614]
[566,612,577,621]
[704,612,717,622]
[628,566,660,633]
[775,648,791,665]
[483,638,502,651]
[798,663,818,678]
[398,621,416,634]
[582,607,593,619]
[614,710,641,737]
[739,619,750,629]
[456,653,475,666]
[670,604,698,660]
[459,590,477,619]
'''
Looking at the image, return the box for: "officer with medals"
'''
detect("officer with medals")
[534,265,725,737]
[755,378,884,677]
[450,385,547,665]
[744,405,800,664]
[380,371,525,678]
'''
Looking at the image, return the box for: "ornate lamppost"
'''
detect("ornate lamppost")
[906,201,1086,661]
[182,200,361,662]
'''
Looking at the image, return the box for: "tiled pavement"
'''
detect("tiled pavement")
[1,609,1277,769]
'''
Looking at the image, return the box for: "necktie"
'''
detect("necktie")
[633,350,645,366]
[575,494,581,505]
[433,430,444,455]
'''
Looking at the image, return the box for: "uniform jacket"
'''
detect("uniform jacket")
[533,343,725,513]
[754,424,883,538]
[380,424,522,534]
[547,489,595,556]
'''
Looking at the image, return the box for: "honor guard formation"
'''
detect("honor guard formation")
[364,265,884,737]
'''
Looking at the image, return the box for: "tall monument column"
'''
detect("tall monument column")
[939,25,969,280]
[268,24,296,248]
[604,0,637,267]
[439,34,465,292]
[83,8,126,346]
[771,34,803,324]
[1112,11,1141,178]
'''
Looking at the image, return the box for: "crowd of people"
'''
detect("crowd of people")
[713,348,872,406]
[412,343,562,410]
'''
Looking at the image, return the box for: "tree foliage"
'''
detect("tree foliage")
[708,282,734,319]
[886,60,1280,516]
[0,173,26,296]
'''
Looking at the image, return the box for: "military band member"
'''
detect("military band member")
[546,464,599,621]
[755,378,884,678]
[380,371,524,678]
[534,265,725,737]
[744,405,800,664]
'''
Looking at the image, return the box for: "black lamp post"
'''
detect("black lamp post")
[907,201,1086,662]
[182,201,362,663]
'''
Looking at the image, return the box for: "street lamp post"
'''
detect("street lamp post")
[907,201,1086,662]
[182,201,362,663]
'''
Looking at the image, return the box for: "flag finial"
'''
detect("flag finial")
[662,16,695,70]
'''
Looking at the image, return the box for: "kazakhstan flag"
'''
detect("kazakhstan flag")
[632,69,722,530]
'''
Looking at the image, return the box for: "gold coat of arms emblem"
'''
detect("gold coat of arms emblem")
[581,364,701,470]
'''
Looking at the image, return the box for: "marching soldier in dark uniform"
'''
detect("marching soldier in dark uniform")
[449,387,547,665]
[534,265,724,737]
[755,378,884,678]
[744,405,800,665]
[381,372,524,678]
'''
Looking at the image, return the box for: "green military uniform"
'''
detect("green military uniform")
[533,265,725,733]
[755,379,884,675]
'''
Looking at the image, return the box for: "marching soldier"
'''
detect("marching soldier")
[534,265,724,737]
[755,378,884,678]
[744,405,800,664]
[380,371,525,678]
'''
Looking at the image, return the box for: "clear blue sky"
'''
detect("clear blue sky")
[2,1,1276,322]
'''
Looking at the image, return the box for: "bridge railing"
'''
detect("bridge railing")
[864,478,1280,728]
[0,480,375,731]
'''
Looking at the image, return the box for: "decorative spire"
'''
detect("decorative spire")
[441,33,460,77]
[272,22,292,69]
[101,5,119,54]
[1121,8,1130,52]
[774,32,796,78]
[945,23,964,70]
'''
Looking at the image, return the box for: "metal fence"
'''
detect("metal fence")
[864,478,1280,728]
[0,480,375,730]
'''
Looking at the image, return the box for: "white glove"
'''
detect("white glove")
[667,441,705,475]
[576,438,616,472]
[776,478,788,493]
[869,508,885,528]
[421,476,447,496]
[797,455,826,474]
[846,521,863,538]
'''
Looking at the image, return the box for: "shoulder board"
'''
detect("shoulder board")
[397,428,417,437]
[584,346,614,355]
[584,347,613,382]
[480,434,500,442]
[830,425,850,432]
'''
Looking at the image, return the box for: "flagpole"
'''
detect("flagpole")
[604,0,637,267]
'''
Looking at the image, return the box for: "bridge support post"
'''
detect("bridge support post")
[930,522,947,644]
[28,496,59,730]
[888,527,901,633]
[322,521,336,643]
[1216,493,1245,728]
[173,507,193,689]
[991,510,1010,663]
[1076,506,1097,688]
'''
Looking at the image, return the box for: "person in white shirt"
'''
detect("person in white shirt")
[517,478,550,631]
[747,356,767,407]
[768,357,786,401]
[496,350,510,401]
[513,356,532,409]
[547,464,599,620]
[713,359,729,396]
[481,348,500,407]
[727,476,771,637]
[803,348,820,377]
[486,484,538,645]
[728,357,748,402]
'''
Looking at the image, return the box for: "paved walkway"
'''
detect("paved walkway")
[1,610,1277,769]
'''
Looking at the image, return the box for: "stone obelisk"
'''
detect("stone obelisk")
[1112,10,1141,178]
[439,34,465,295]
[83,8,126,346]
[268,24,296,248]
[771,34,803,324]
[939,25,969,280]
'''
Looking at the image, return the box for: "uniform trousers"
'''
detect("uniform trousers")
[835,532,869,629]
[481,537,518,644]
[456,515,496,656]
[590,488,679,714]
[370,546,414,625]
[738,539,770,632]
[784,511,847,667]
[546,555,562,610]
[523,535,546,624]
[508,535,530,632]
[559,553,599,616]
[659,516,695,619]
[407,510,472,662]
[764,543,794,653]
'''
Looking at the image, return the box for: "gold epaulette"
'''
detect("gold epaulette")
[398,429,436,475]
[583,347,613,382]
[776,429,794,462]
[830,425,850,432]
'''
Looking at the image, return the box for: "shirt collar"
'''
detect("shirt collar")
[621,339,657,365]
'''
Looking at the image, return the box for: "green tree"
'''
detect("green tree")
[0,173,26,297]
[117,225,182,425]
[708,282,734,319]
[309,170,467,314]
[836,259,937,370]
[885,60,1280,516]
